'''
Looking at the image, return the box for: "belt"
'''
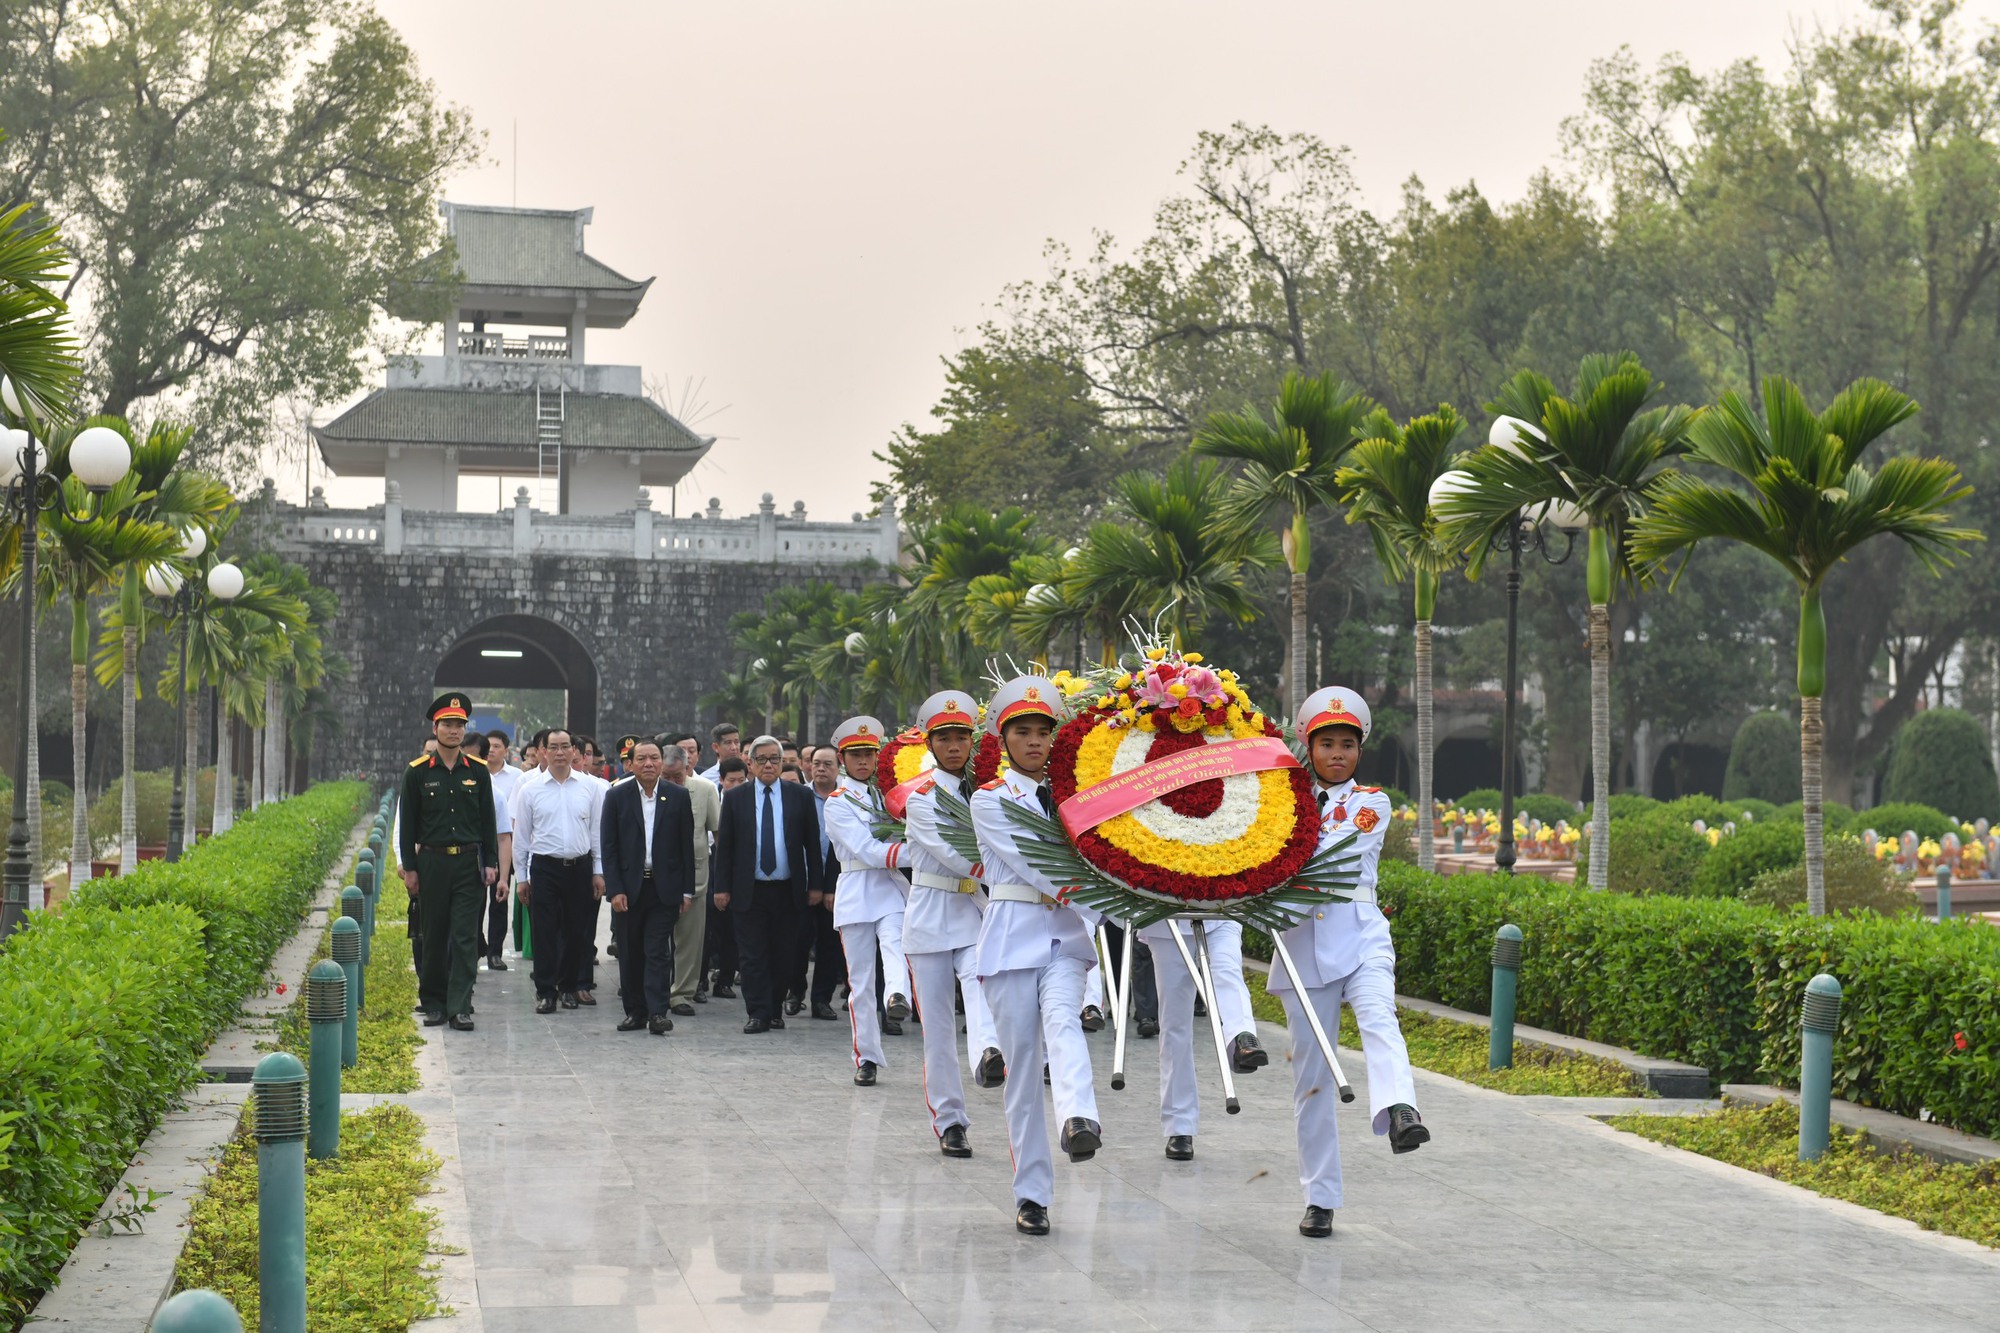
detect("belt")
[531,853,589,867]
[642,867,653,877]
[912,870,980,894]
[988,882,1058,907]
[422,843,473,856]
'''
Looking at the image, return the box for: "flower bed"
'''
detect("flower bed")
[0,780,368,1328]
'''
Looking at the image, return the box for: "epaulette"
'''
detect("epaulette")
[912,776,935,795]
[979,777,1006,791]
[409,755,430,768]
[1356,784,1383,794]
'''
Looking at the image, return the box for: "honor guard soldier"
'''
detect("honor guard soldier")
[399,693,500,1031]
[1271,686,1427,1238]
[821,716,913,1087]
[1137,909,1267,1162]
[901,690,1006,1159]
[971,675,1102,1236]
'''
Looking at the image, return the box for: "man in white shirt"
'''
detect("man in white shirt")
[482,730,522,971]
[663,735,722,1015]
[513,729,606,1014]
[698,722,742,785]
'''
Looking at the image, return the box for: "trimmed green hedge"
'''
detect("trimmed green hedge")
[1852,801,1955,841]
[1378,861,2000,1137]
[1882,708,2000,821]
[1692,819,1803,897]
[0,781,367,1327]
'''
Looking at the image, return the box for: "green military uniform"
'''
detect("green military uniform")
[400,693,499,1022]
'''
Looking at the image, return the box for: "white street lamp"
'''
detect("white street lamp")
[207,562,245,601]
[0,429,42,488]
[0,375,21,418]
[1488,414,1546,458]
[1426,469,1480,513]
[143,564,185,599]
[68,425,132,492]
[180,526,208,559]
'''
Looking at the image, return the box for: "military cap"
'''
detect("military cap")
[1295,685,1371,742]
[917,690,978,736]
[428,693,471,724]
[986,675,1063,735]
[831,715,886,752]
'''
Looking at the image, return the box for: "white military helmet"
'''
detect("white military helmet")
[1295,685,1371,743]
[985,674,1063,736]
[917,690,979,735]
[831,715,887,752]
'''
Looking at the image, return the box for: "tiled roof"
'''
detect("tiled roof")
[315,389,707,453]
[440,205,649,295]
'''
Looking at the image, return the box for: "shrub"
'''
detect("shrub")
[1375,786,1411,810]
[1692,819,1803,898]
[1727,798,1779,823]
[0,780,368,1324]
[1774,799,1857,834]
[1743,837,1919,917]
[1608,793,1661,819]
[1723,711,1800,803]
[1882,708,2000,821]
[86,768,177,850]
[1579,806,1710,895]
[1517,792,1579,827]
[1661,794,1730,826]
[1853,801,1955,841]
[1455,787,1502,811]
[1381,813,1415,864]
[1378,861,2000,1137]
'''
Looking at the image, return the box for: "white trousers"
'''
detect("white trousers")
[839,915,910,1069]
[1150,921,1258,1137]
[1278,955,1418,1209]
[909,945,999,1135]
[981,951,1098,1207]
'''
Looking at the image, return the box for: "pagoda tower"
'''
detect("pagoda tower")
[313,202,711,514]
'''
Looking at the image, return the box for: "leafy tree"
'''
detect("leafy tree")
[1339,404,1468,869]
[0,0,479,472]
[1631,377,1979,914]
[1881,708,2000,821]
[1723,712,1801,804]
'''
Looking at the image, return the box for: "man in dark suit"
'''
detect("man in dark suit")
[713,733,825,1033]
[600,739,697,1035]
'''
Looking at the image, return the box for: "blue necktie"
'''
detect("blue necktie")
[759,784,777,876]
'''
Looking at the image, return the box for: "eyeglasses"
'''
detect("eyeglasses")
[750,752,782,765]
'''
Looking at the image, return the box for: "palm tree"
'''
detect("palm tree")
[1630,377,1978,915]
[1339,405,1468,872]
[1193,371,1376,712]
[1431,354,1696,889]
[1071,458,1281,646]
[897,505,1048,691]
[239,555,332,800]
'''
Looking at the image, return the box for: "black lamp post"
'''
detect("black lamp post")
[149,553,242,863]
[3,386,135,936]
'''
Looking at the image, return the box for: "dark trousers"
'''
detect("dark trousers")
[616,873,678,1019]
[416,848,482,1017]
[480,881,509,958]
[705,894,737,983]
[786,902,843,1002]
[1102,923,1158,1023]
[582,895,603,991]
[529,855,596,999]
[732,885,798,1022]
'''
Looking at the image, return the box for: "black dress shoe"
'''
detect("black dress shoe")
[1079,1005,1105,1032]
[1387,1103,1430,1154]
[486,954,508,971]
[785,995,804,1016]
[881,1017,903,1036]
[940,1124,971,1157]
[854,1060,878,1086]
[617,1014,646,1032]
[607,940,620,958]
[448,1013,474,1031]
[1230,1032,1270,1073]
[1165,1135,1194,1161]
[713,983,736,999]
[769,1013,786,1030]
[1193,995,1207,1018]
[743,1017,772,1034]
[649,1015,674,1035]
[422,1010,446,1026]
[671,1002,695,1016]
[1043,1063,1050,1086]
[559,992,580,1010]
[535,996,557,1014]
[1300,1205,1333,1238]
[812,1001,838,1020]
[693,989,708,1003]
[1015,1200,1050,1235]
[885,992,911,1021]
[575,990,597,1007]
[1137,1017,1160,1039]
[1059,1117,1101,1161]
[975,1047,1005,1088]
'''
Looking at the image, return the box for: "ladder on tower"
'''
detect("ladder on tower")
[535,383,564,512]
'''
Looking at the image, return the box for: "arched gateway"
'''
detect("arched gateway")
[433,614,601,740]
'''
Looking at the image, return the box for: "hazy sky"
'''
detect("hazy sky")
[305,0,1986,518]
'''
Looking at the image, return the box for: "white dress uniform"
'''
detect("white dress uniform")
[902,692,1002,1144]
[971,676,1103,1218]
[1267,687,1421,1216]
[822,718,912,1073]
[1138,916,1259,1138]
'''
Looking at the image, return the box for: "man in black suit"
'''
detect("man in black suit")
[600,739,697,1035]
[713,733,825,1033]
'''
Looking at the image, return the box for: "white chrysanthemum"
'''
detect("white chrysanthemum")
[1110,728,1261,846]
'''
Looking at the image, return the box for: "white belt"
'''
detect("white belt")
[912,870,981,895]
[989,882,1057,906]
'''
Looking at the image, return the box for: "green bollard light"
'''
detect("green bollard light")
[355,855,378,943]
[340,886,368,1002]
[154,1289,245,1332]
[1936,865,1953,922]
[330,917,362,1068]
[1452,825,1465,855]
[1488,923,1523,1071]
[1799,972,1843,1161]
[305,961,346,1160]
[250,1052,308,1333]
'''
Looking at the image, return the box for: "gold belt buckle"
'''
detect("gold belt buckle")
[957,878,979,894]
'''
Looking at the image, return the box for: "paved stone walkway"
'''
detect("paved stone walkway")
[416,941,2000,1333]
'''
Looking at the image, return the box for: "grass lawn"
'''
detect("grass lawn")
[276,843,420,1093]
[1611,1098,2000,1248]
[1245,965,1647,1098]
[173,1104,445,1330]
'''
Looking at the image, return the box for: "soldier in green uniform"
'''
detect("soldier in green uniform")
[400,693,500,1030]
